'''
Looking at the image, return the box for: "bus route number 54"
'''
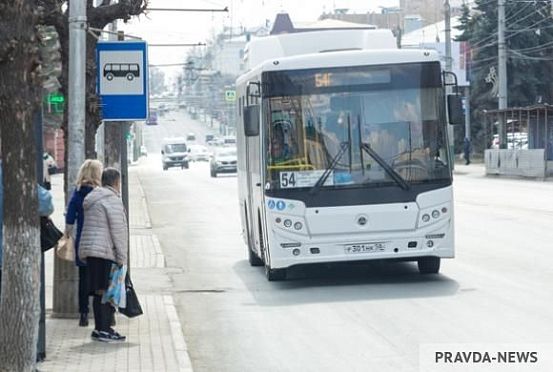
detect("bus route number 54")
[280,172,297,188]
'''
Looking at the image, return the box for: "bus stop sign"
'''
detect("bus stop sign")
[96,40,149,121]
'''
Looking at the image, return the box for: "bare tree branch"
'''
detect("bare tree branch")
[89,0,148,29]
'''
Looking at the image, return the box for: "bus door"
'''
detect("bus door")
[244,83,265,258]
[245,134,264,256]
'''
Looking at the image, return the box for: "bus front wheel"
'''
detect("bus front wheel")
[248,246,263,267]
[265,266,286,281]
[418,257,440,274]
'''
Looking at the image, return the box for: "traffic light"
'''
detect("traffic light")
[37,25,62,92]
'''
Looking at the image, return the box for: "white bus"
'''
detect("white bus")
[236,30,463,280]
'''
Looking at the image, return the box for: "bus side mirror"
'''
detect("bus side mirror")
[244,105,260,137]
[447,94,464,125]
[161,150,165,155]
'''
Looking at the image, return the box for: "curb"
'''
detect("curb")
[135,171,152,229]
[152,234,166,269]
[164,295,194,372]
[134,169,192,371]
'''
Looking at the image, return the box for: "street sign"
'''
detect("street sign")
[96,41,149,121]
[225,90,236,102]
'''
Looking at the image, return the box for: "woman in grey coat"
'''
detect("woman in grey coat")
[79,168,128,342]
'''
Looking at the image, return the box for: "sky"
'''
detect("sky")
[122,0,400,84]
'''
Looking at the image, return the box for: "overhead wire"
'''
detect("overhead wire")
[462,1,532,50]
[469,15,552,54]
[466,0,549,52]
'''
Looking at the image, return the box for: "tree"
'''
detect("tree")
[38,0,146,316]
[457,0,553,151]
[150,67,166,96]
[41,0,147,158]
[0,1,42,371]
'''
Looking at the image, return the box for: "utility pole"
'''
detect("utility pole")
[498,0,508,147]
[444,0,455,160]
[54,0,86,317]
[465,86,471,140]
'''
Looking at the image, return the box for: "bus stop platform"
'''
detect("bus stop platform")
[38,170,193,372]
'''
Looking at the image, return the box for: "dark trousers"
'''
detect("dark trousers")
[92,295,115,332]
[79,266,89,314]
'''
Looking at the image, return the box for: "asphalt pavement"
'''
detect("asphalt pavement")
[138,109,553,372]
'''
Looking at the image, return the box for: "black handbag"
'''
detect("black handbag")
[119,275,143,318]
[40,216,63,252]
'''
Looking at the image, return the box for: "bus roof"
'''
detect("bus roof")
[243,29,397,71]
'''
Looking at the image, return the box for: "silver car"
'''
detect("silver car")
[210,147,237,177]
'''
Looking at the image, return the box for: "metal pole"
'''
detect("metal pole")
[465,86,471,141]
[54,0,86,317]
[34,109,45,362]
[444,0,452,74]
[67,0,86,208]
[444,0,455,162]
[117,30,131,275]
[498,0,508,147]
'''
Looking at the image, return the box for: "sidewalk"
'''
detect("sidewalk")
[38,167,192,372]
[453,162,487,177]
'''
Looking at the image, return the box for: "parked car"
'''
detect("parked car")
[210,147,237,177]
[161,138,189,170]
[188,144,210,162]
[205,134,215,143]
[146,111,158,125]
[222,136,236,146]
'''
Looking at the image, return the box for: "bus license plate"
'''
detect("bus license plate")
[345,242,386,254]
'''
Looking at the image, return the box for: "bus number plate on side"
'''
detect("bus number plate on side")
[345,243,387,254]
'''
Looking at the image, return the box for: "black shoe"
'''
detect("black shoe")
[79,313,89,327]
[91,330,100,340]
[97,330,126,343]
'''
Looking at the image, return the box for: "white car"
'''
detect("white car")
[188,144,210,162]
[210,147,237,177]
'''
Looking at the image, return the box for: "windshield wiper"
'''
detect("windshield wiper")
[361,142,410,190]
[309,142,349,195]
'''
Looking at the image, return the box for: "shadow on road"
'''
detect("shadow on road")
[234,259,459,306]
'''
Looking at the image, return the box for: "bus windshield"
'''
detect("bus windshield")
[263,63,451,190]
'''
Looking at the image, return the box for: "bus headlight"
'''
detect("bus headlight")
[432,210,440,219]
[422,214,430,223]
[283,219,292,228]
[294,222,303,230]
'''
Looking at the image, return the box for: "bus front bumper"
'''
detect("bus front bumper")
[267,219,454,269]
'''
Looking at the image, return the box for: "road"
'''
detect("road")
[138,109,553,372]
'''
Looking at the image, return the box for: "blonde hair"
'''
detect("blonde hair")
[75,159,103,189]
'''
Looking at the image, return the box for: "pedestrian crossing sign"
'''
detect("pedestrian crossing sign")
[225,90,236,102]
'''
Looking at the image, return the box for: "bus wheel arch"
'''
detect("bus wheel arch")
[259,209,286,281]
[246,204,263,266]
